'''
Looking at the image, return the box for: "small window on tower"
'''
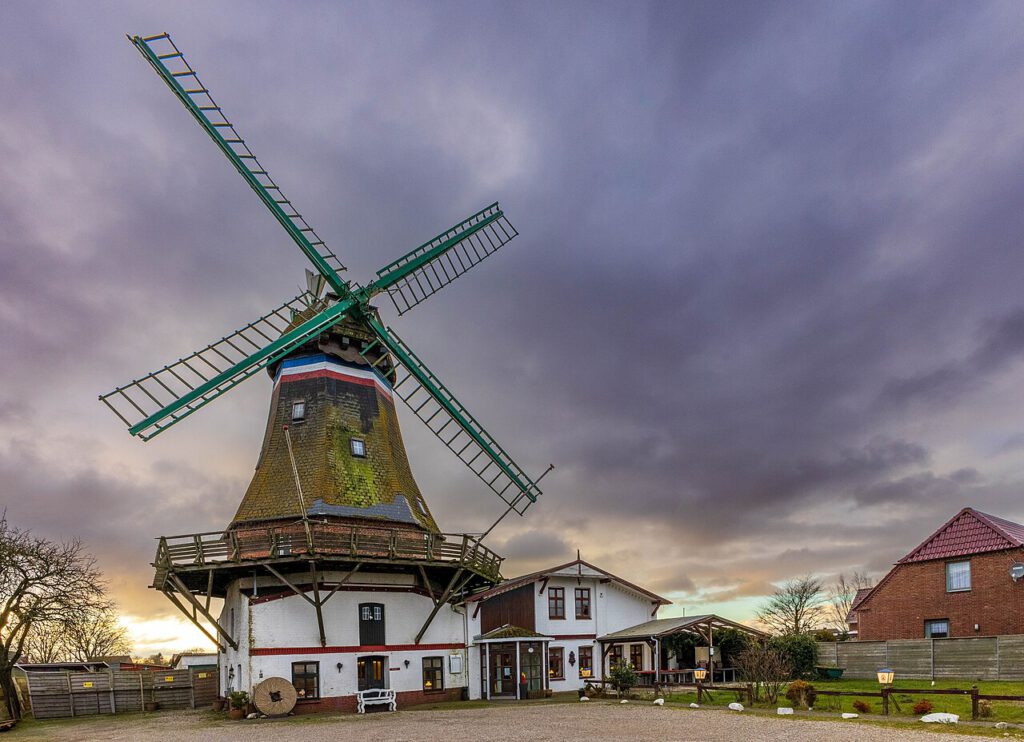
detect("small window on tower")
[291,400,306,421]
[350,438,366,457]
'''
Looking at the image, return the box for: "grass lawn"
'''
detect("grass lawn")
[661,678,1024,722]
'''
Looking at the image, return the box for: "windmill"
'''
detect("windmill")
[98,32,547,680]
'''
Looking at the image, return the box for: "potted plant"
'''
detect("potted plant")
[228,690,249,720]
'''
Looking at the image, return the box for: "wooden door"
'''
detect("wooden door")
[357,655,386,690]
[489,648,515,696]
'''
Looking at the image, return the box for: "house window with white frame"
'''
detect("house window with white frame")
[946,560,971,592]
[925,619,949,638]
[575,588,591,619]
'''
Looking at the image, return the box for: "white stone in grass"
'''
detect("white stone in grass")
[653,698,665,706]
[246,712,258,719]
[579,696,590,702]
[620,699,629,704]
[920,712,958,724]
[995,722,1008,729]
[689,703,700,708]
[728,702,744,712]
[777,707,793,715]
[841,713,859,719]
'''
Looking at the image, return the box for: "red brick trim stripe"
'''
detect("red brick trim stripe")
[251,642,463,656]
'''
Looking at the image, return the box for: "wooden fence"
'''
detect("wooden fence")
[817,636,1024,680]
[814,686,1024,719]
[24,668,219,720]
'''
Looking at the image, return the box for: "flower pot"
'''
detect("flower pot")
[228,707,245,720]
[144,701,159,712]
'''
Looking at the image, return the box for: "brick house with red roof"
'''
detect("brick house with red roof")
[852,508,1024,640]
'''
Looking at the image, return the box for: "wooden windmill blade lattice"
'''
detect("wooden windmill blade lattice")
[101,32,545,514]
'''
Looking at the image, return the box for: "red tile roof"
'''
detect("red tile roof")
[463,559,670,605]
[846,587,873,624]
[898,508,1024,564]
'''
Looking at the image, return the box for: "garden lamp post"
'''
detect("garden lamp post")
[877,668,895,715]
[694,666,708,704]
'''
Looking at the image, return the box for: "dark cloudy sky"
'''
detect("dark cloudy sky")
[3,1,1024,652]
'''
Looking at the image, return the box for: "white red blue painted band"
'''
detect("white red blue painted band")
[274,354,392,398]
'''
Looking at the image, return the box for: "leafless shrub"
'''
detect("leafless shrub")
[735,643,791,705]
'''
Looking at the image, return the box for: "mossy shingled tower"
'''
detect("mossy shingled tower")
[233,315,439,532]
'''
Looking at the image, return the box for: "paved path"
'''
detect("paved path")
[14,702,1005,741]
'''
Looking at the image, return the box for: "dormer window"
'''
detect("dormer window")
[291,400,306,421]
[350,438,366,457]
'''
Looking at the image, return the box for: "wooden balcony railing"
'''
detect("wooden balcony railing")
[153,521,503,581]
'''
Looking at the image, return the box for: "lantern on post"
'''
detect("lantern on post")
[693,666,708,704]
[876,668,894,686]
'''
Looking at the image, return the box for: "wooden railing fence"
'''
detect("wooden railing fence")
[814,685,1024,719]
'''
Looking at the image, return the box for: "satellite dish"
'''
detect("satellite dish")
[1010,564,1024,582]
[253,676,298,716]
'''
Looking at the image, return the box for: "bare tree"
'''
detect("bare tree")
[20,619,66,664]
[63,601,132,661]
[756,575,826,635]
[0,515,106,719]
[827,572,873,634]
[21,600,131,665]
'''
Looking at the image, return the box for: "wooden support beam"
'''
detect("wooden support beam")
[418,565,435,603]
[415,568,463,645]
[263,563,317,607]
[538,576,549,595]
[167,573,239,649]
[161,588,226,652]
[204,570,214,613]
[309,562,327,648]
[320,562,363,606]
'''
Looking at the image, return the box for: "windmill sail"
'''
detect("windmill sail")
[129,33,348,294]
[370,203,518,315]
[100,293,353,440]
[359,318,542,514]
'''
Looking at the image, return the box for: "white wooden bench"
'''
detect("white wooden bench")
[357,688,397,713]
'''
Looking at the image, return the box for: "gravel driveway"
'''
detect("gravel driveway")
[14,702,1006,741]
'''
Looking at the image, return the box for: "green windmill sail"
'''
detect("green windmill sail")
[101,32,542,517]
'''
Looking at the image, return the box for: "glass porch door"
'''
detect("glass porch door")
[489,644,516,697]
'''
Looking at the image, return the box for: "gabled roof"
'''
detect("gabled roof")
[463,558,670,605]
[597,614,766,642]
[846,587,872,624]
[898,508,1024,564]
[474,624,552,642]
[855,508,1024,615]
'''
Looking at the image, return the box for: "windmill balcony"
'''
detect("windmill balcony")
[151,520,503,593]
